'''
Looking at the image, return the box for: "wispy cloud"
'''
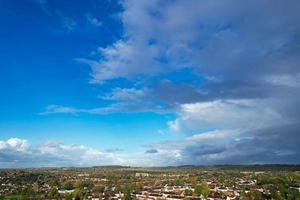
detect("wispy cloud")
[61,17,78,31]
[40,102,168,115]
[86,14,102,27]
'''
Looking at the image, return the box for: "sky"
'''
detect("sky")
[0,0,300,167]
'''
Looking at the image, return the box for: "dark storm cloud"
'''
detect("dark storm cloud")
[151,124,300,165]
[184,145,226,157]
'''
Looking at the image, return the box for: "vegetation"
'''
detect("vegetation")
[0,165,299,199]
[195,181,210,198]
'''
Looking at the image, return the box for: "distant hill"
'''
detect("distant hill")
[89,164,300,171]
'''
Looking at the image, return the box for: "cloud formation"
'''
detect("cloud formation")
[133,126,299,166]
[72,0,300,112]
[168,99,286,133]
[0,138,28,152]
[41,0,300,165]
[145,148,158,154]
[0,138,123,168]
[86,0,299,83]
[86,14,102,27]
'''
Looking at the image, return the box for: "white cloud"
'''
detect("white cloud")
[0,138,29,152]
[168,99,286,133]
[99,87,147,101]
[167,120,181,133]
[38,141,115,166]
[83,39,167,83]
[186,129,233,141]
[0,138,123,168]
[40,104,77,115]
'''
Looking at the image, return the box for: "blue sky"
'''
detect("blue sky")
[0,0,183,166]
[0,0,300,167]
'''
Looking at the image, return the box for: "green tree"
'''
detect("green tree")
[174,177,184,186]
[73,188,87,200]
[48,187,59,198]
[66,193,73,200]
[194,181,210,198]
[270,189,284,200]
[123,190,132,200]
[93,185,105,193]
[51,179,59,187]
[185,189,193,196]
[62,181,74,190]
[20,186,36,200]
[249,190,262,200]
[122,184,133,200]
[287,188,300,200]
[135,182,144,191]
[75,180,93,190]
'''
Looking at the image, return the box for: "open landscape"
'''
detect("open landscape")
[0,165,300,200]
[1,0,300,199]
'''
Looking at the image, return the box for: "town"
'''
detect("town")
[0,165,299,200]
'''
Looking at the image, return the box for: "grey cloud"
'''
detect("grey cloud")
[152,80,206,105]
[105,148,123,153]
[184,145,226,157]
[88,0,300,81]
[77,0,300,111]
[145,148,158,154]
[149,125,300,165]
